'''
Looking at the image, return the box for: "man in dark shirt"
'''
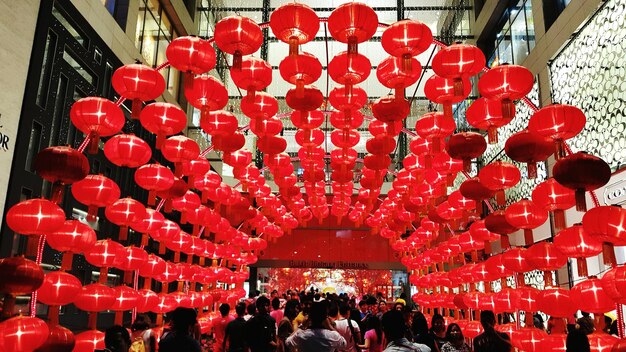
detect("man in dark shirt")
[224,302,248,352]
[159,307,202,352]
[473,310,512,352]
[245,296,277,352]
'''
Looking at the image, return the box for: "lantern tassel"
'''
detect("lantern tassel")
[402,53,412,73]
[246,89,256,102]
[575,189,587,212]
[50,182,65,204]
[288,37,299,56]
[431,137,441,153]
[495,190,506,206]
[119,226,129,241]
[577,258,588,277]
[296,79,305,98]
[232,50,242,71]
[527,162,538,179]
[99,267,109,283]
[87,205,98,222]
[553,210,566,231]
[500,235,510,249]
[603,243,617,267]
[61,252,74,271]
[555,140,566,160]
[156,313,163,326]
[114,311,123,326]
[174,251,180,263]
[524,229,534,246]
[124,270,133,284]
[1,294,15,319]
[501,98,513,121]
[544,270,554,287]
[131,98,142,119]
[395,86,405,101]
[48,305,60,326]
[88,132,100,154]
[156,132,166,150]
[88,313,98,330]
[484,241,492,254]
[159,242,166,255]
[453,78,463,96]
[443,103,453,121]
[347,36,358,55]
[487,126,498,144]
[26,235,39,257]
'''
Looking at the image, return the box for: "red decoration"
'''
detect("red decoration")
[74,283,116,329]
[371,95,410,123]
[285,85,324,111]
[37,324,76,351]
[328,51,371,96]
[554,224,603,277]
[230,57,272,100]
[214,15,263,70]
[531,178,576,231]
[327,2,378,54]
[485,210,519,248]
[0,256,43,318]
[460,177,496,203]
[538,288,576,318]
[6,199,65,255]
[525,242,567,286]
[114,246,148,283]
[431,43,485,96]
[185,74,229,120]
[293,110,327,129]
[570,278,615,314]
[478,161,521,205]
[528,104,586,159]
[73,330,105,352]
[134,164,174,206]
[0,316,49,351]
[136,289,159,312]
[583,206,626,267]
[105,197,146,241]
[415,112,456,153]
[103,134,151,168]
[504,130,553,178]
[512,327,548,352]
[502,247,533,273]
[424,74,471,120]
[446,132,487,172]
[381,19,432,72]
[37,271,82,306]
[84,239,124,283]
[250,116,283,137]
[69,97,125,153]
[377,55,421,98]
[166,36,216,74]
[279,52,322,97]
[553,152,611,212]
[72,175,121,221]
[504,199,548,245]
[269,3,319,56]
[47,220,96,270]
[139,102,187,149]
[466,97,515,144]
[34,146,89,204]
[161,135,201,177]
[111,64,165,118]
[478,64,534,122]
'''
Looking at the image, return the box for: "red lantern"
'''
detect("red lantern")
[328,51,371,95]
[257,135,288,155]
[72,175,120,221]
[553,152,611,212]
[161,136,201,177]
[478,161,521,205]
[494,288,521,313]
[485,210,519,248]
[431,43,485,96]
[105,197,146,241]
[415,112,456,153]
[136,289,159,312]
[269,3,319,56]
[166,36,216,75]
[112,64,165,118]
[139,102,187,149]
[214,15,263,70]
[466,97,515,144]
[528,104,586,159]
[0,256,43,318]
[446,132,487,172]
[502,247,533,273]
[0,316,49,351]
[504,129,553,178]
[103,134,151,168]
[74,283,116,329]
[279,52,322,96]
[172,190,202,224]
[250,116,283,137]
[327,2,378,55]
[185,74,229,120]
[512,327,548,352]
[504,199,548,245]
[583,206,626,267]
[70,97,125,153]
[538,288,576,318]
[240,92,279,120]
[134,164,175,206]
[478,64,534,121]
[588,333,619,351]
[553,224,603,277]
[84,239,124,283]
[525,242,567,286]
[110,285,139,311]
[38,324,76,351]
[372,95,410,123]
[531,178,576,231]
[377,55,421,99]
[34,146,89,204]
[37,271,82,306]
[285,85,324,111]
[73,330,105,352]
[293,110,326,129]
[517,286,541,312]
[381,19,432,72]
[459,177,496,202]
[570,278,615,314]
[424,74,471,120]
[230,57,272,100]
[114,246,149,283]
[47,220,96,270]
[469,220,499,254]
[6,199,65,255]
[329,110,364,129]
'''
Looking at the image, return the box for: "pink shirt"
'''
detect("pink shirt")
[270,309,284,327]
[213,315,235,352]
[364,329,382,352]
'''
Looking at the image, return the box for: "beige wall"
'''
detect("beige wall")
[0,0,42,227]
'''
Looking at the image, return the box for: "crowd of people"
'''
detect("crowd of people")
[93,287,618,352]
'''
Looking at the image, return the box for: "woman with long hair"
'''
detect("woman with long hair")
[440,323,470,352]
[277,299,301,352]
[130,314,156,352]
[357,315,382,352]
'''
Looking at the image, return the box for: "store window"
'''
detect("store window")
[488,0,535,66]
[136,0,179,98]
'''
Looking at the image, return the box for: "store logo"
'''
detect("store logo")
[604,179,626,205]
[0,113,10,152]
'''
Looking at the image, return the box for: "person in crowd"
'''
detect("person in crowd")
[533,313,545,330]
[576,313,595,335]
[159,307,202,352]
[293,295,312,330]
[96,325,131,352]
[439,323,470,352]
[213,303,235,352]
[411,311,436,350]
[244,302,257,321]
[358,299,372,335]
[377,301,388,320]
[245,295,277,352]
[130,314,156,352]
[278,299,301,352]
[358,315,383,352]
[603,315,613,334]
[381,310,431,352]
[285,300,347,352]
[332,302,361,352]
[428,314,447,350]
[223,302,248,352]
[270,297,284,327]
[473,310,511,352]
[566,327,591,352]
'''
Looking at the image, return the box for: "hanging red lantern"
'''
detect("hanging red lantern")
[110,285,140,324]
[479,161,521,205]
[181,157,211,187]
[285,85,324,111]
[269,2,319,56]
[47,220,96,270]
[103,134,151,168]
[73,330,105,352]
[602,266,626,305]
[516,286,541,313]
[172,190,201,224]
[151,220,180,254]
[478,64,534,121]
[105,197,146,241]
[34,146,89,204]
[201,110,239,137]
[504,129,553,178]
[431,43,485,96]
[293,110,326,129]
[161,135,201,177]
[72,174,120,221]
[531,178,576,231]
[38,323,76,351]
[214,15,263,70]
[485,210,519,248]
[250,116,283,137]
[494,288,521,313]
[138,254,166,280]
[0,256,44,318]
[70,97,125,153]
[114,246,149,283]
[381,19,432,72]
[570,277,615,314]
[369,119,403,137]
[376,55,421,99]
[136,289,159,312]
[279,52,322,96]
[112,64,165,118]
[74,283,116,329]
[460,177,496,202]
[502,247,533,273]
[140,102,188,149]
[84,239,124,283]
[223,149,253,169]
[424,74,471,120]
[166,36,216,75]
[504,199,548,245]
[469,220,500,254]
[134,164,175,206]
[372,95,411,123]
[329,110,364,129]
[485,254,514,280]
[328,51,371,96]
[512,327,548,352]
[583,206,626,267]
[185,74,229,120]
[466,97,515,144]
[415,112,456,153]
[257,135,288,155]
[528,104,586,159]
[6,198,65,255]
[538,288,577,318]
[37,271,82,307]
[588,334,619,351]
[553,224,602,277]
[446,132,487,172]
[0,316,49,351]
[230,57,272,100]
[327,2,378,55]
[553,152,611,212]
[525,242,567,286]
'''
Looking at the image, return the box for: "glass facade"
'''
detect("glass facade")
[488,0,535,66]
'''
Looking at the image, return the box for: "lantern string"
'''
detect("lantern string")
[30,234,47,317]
[156,198,166,212]
[76,134,92,153]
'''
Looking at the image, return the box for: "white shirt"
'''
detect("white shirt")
[285,328,347,352]
[334,318,360,352]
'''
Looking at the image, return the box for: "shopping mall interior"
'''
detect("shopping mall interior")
[0,0,625,350]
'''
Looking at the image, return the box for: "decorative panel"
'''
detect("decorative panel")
[549,0,626,171]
